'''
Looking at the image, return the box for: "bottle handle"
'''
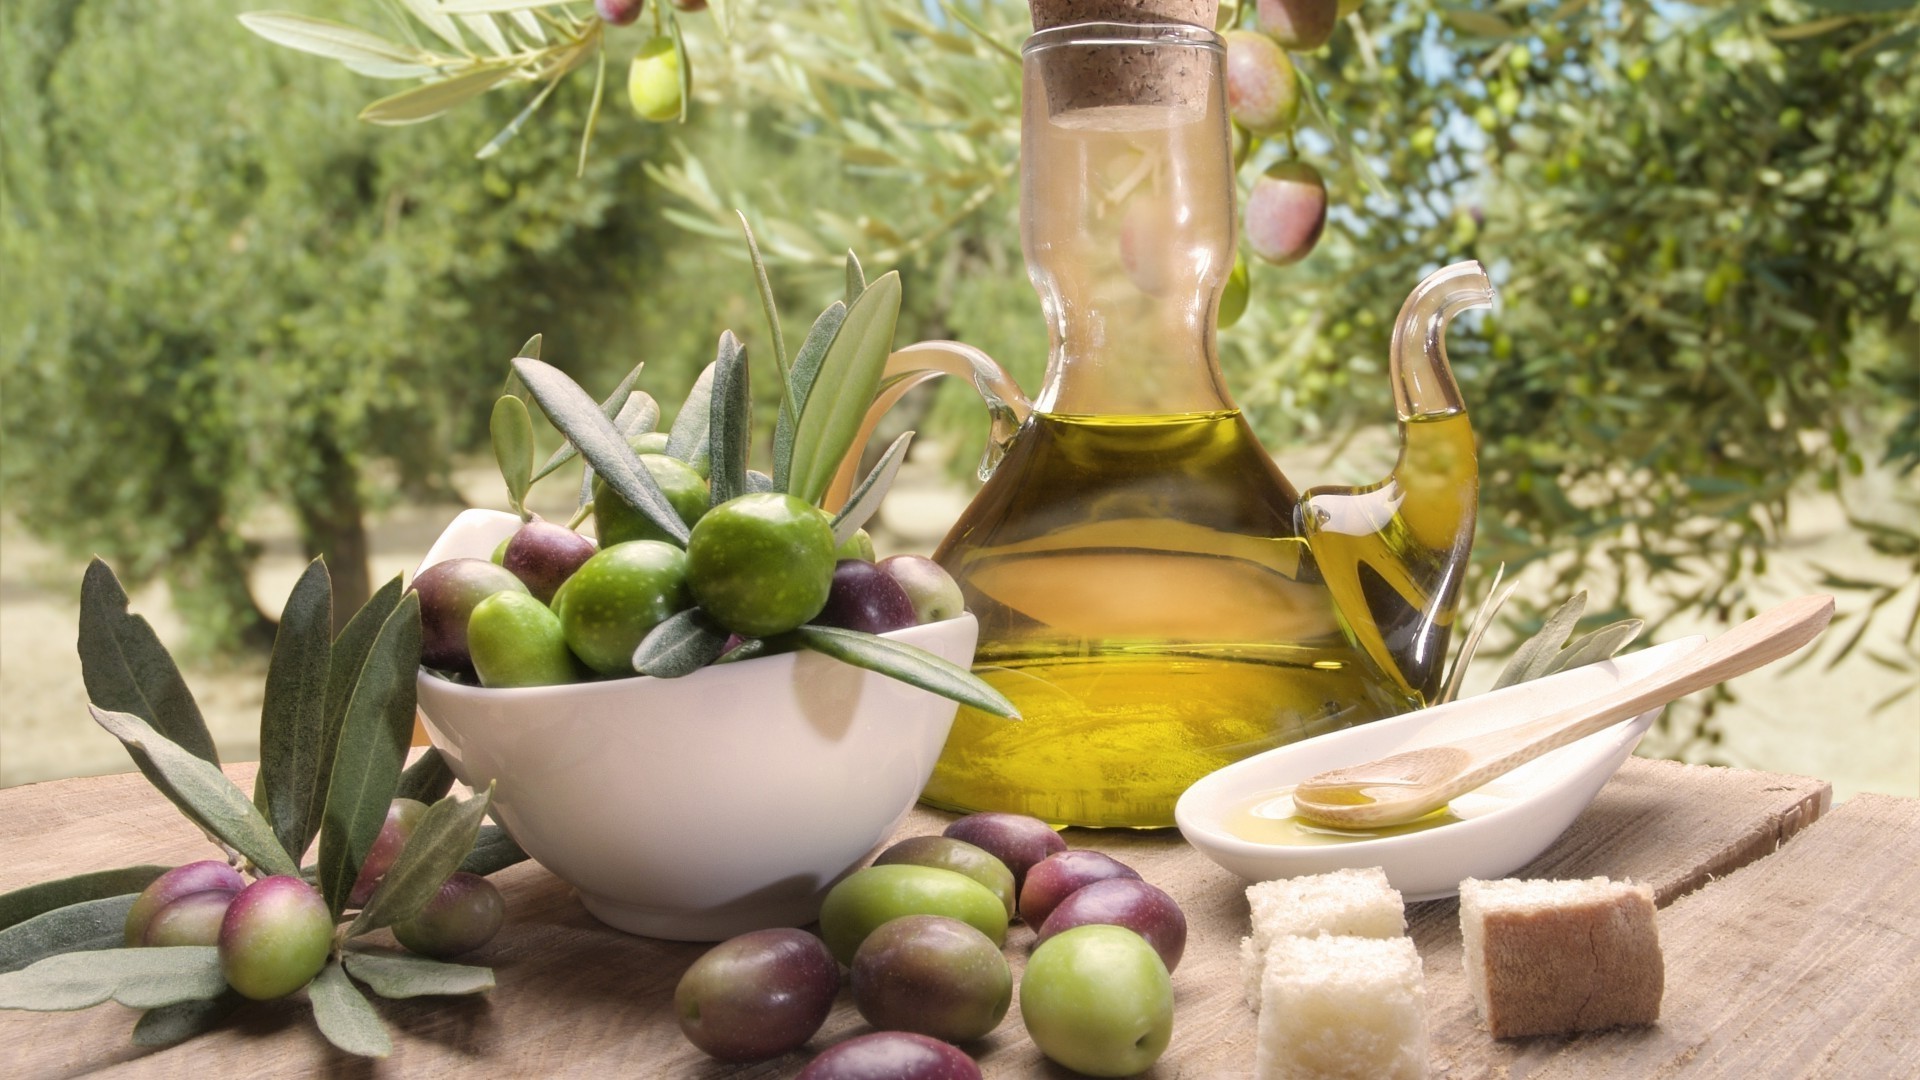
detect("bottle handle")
[824,340,1032,511]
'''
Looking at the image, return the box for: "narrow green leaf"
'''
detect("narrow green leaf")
[577,39,608,178]
[255,559,334,863]
[773,301,848,490]
[845,250,867,303]
[1492,592,1588,690]
[317,594,423,917]
[343,948,495,999]
[348,785,493,937]
[517,334,543,360]
[133,992,243,1047]
[438,0,559,12]
[397,0,467,50]
[0,895,136,973]
[309,960,392,1059]
[396,748,456,805]
[530,360,648,483]
[359,65,517,125]
[514,358,690,544]
[308,575,405,861]
[790,625,1018,719]
[0,947,224,1011]
[669,10,692,124]
[736,214,795,425]
[474,70,564,160]
[0,868,166,934]
[613,390,661,437]
[90,708,299,877]
[745,470,775,493]
[666,361,719,474]
[1544,618,1645,677]
[491,395,536,516]
[632,609,731,678]
[708,332,752,507]
[237,12,425,65]
[78,558,217,766]
[786,272,902,505]
[831,431,913,544]
[458,825,529,877]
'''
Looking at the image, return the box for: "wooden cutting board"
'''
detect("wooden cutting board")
[6,755,1898,1079]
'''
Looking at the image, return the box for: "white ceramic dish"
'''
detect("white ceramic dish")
[414,509,976,941]
[1175,636,1705,901]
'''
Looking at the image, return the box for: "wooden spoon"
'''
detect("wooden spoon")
[1290,594,1835,829]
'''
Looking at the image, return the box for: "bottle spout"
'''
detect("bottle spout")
[1390,260,1495,421]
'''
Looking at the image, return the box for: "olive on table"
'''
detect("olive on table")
[795,1031,982,1080]
[347,798,428,908]
[674,928,839,1062]
[218,876,333,1001]
[850,914,1011,1043]
[1021,925,1175,1077]
[125,860,245,946]
[1018,850,1142,928]
[1036,877,1189,973]
[818,864,1009,965]
[142,890,237,947]
[941,812,1066,894]
[392,872,505,959]
[873,836,1016,919]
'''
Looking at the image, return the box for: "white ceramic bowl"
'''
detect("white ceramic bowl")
[414,510,977,941]
[1175,636,1705,901]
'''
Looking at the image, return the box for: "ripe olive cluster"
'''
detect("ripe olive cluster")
[412,436,965,689]
[673,812,1189,1078]
[1223,0,1351,270]
[122,801,505,1001]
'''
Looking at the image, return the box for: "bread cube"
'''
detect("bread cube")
[1241,867,1405,1009]
[1459,876,1664,1038]
[1254,934,1429,1080]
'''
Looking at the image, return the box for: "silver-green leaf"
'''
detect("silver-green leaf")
[90,708,300,878]
[707,332,752,507]
[238,12,426,66]
[360,65,519,125]
[514,357,690,544]
[255,558,333,862]
[773,300,848,490]
[396,747,456,805]
[317,593,423,917]
[1492,591,1587,690]
[531,360,647,483]
[0,947,224,1011]
[308,575,405,861]
[831,431,913,544]
[309,960,392,1059]
[78,558,218,769]
[1544,618,1646,676]
[785,272,902,505]
[347,784,493,938]
[491,395,536,517]
[458,824,530,877]
[0,867,166,934]
[666,360,719,474]
[790,625,1018,719]
[0,895,136,974]
[342,948,495,999]
[845,249,868,303]
[632,609,731,678]
[133,992,243,1047]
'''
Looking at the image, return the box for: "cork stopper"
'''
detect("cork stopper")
[1027,2,1220,120]
[1028,0,1217,31]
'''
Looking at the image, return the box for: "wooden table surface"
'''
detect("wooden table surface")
[3,755,1916,1079]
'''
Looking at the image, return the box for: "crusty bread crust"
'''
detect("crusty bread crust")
[1460,877,1664,1039]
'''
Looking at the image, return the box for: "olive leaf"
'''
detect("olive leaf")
[830,431,913,545]
[0,895,136,974]
[360,64,519,125]
[491,395,535,518]
[736,213,797,428]
[1492,591,1588,690]
[78,558,219,769]
[707,331,752,507]
[309,959,392,1059]
[1544,618,1646,676]
[785,272,902,506]
[396,747,456,805]
[790,625,1019,719]
[531,359,647,483]
[0,947,225,1011]
[514,357,690,545]
[255,558,334,862]
[0,867,165,934]
[342,948,495,999]
[668,9,692,124]
[306,574,405,862]
[316,593,423,917]
[845,249,868,303]
[1436,564,1517,705]
[459,825,530,877]
[90,708,300,878]
[773,301,848,491]
[579,390,664,508]
[236,12,427,67]
[632,609,732,678]
[347,784,493,938]
[133,992,243,1047]
[666,360,719,475]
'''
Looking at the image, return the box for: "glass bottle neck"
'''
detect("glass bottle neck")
[1020,23,1237,418]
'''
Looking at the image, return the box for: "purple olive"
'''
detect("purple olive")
[1018,851,1142,928]
[796,1032,983,1080]
[218,876,332,1000]
[502,517,597,604]
[851,915,1011,1043]
[125,861,245,946]
[812,559,918,634]
[873,836,1016,919]
[595,0,644,26]
[877,556,964,624]
[410,558,528,672]
[1035,877,1188,973]
[1258,0,1339,50]
[1244,161,1328,266]
[143,890,238,947]
[941,812,1067,894]
[347,798,428,908]
[392,872,504,959]
[675,928,840,1062]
